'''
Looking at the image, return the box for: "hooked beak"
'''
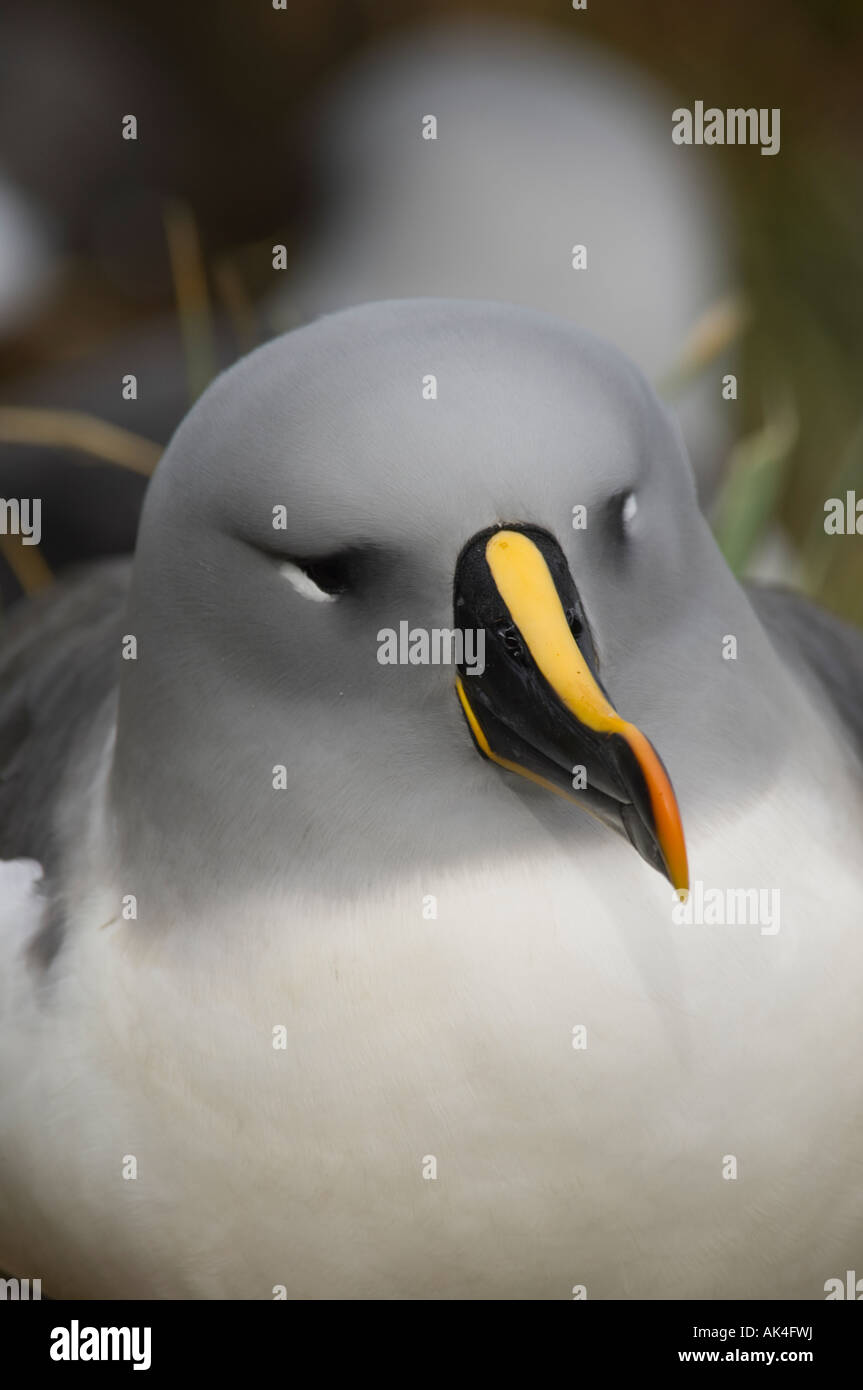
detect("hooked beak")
[453,526,689,893]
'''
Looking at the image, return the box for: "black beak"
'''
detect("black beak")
[453,524,689,891]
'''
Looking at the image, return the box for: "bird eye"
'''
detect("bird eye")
[278,554,351,603]
[620,491,638,531]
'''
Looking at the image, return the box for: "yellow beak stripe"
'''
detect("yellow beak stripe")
[483,529,689,892]
[486,530,619,731]
[455,676,622,848]
[456,674,575,801]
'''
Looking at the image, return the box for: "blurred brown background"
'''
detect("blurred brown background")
[1,0,862,618]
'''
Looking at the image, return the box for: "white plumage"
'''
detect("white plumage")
[1,300,861,1299]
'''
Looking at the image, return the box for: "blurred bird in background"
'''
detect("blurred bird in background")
[267,19,739,503]
[1,0,862,623]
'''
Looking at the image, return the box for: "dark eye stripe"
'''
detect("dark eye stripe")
[263,541,395,598]
[297,555,352,596]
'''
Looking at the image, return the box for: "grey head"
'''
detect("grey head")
[109,299,791,914]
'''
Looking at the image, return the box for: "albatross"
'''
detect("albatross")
[1,299,861,1299]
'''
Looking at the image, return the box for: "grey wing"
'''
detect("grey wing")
[0,559,131,869]
[746,582,863,762]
